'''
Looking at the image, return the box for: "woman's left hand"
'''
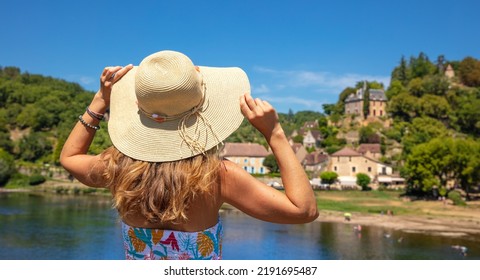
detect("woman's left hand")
[97,64,134,107]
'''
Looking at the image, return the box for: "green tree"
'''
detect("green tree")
[391,55,409,86]
[18,132,53,162]
[359,125,380,144]
[292,134,304,143]
[409,52,436,79]
[458,57,480,87]
[0,148,15,186]
[404,137,480,197]
[320,171,338,185]
[402,117,448,156]
[387,92,419,122]
[356,173,371,191]
[263,154,279,173]
[418,94,451,120]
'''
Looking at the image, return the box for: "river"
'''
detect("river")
[0,192,478,260]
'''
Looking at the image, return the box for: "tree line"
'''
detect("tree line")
[1,53,480,197]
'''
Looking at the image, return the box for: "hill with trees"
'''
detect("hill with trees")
[1,53,480,198]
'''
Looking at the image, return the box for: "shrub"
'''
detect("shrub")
[29,174,46,186]
[0,149,15,186]
[448,190,466,206]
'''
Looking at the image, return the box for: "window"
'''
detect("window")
[250,167,255,173]
[250,158,256,165]
[349,157,351,162]
[243,166,248,171]
[382,167,387,175]
[334,166,337,171]
[244,158,248,164]
[368,167,372,172]
[352,167,356,173]
[260,167,264,174]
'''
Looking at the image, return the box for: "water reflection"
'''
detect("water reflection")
[0,192,478,260]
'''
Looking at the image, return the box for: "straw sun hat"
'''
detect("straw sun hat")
[108,50,250,162]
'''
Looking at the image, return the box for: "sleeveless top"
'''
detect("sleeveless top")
[121,220,223,260]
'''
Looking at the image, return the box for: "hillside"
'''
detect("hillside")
[1,53,480,196]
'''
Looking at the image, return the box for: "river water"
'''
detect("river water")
[0,192,478,260]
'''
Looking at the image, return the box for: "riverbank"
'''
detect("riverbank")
[315,191,480,238]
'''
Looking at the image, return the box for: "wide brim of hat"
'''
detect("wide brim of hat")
[108,66,249,162]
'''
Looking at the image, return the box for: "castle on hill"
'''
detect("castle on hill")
[344,82,387,119]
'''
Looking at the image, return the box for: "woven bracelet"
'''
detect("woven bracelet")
[78,115,100,130]
[86,107,104,121]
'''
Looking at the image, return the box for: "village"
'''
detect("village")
[221,79,409,190]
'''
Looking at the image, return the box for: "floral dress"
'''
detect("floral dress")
[121,220,223,260]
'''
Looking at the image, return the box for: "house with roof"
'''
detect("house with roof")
[303,129,322,149]
[291,143,308,163]
[357,143,382,160]
[302,151,329,173]
[290,120,323,149]
[344,82,388,119]
[221,142,270,174]
[328,147,399,189]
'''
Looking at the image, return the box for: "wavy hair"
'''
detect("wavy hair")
[101,146,221,224]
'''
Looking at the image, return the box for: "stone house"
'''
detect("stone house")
[303,129,322,149]
[357,143,382,160]
[329,147,394,188]
[344,82,387,119]
[302,151,329,173]
[221,142,270,174]
[290,120,323,149]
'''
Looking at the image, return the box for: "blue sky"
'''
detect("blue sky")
[1,0,479,113]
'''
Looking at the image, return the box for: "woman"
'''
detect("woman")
[60,50,318,260]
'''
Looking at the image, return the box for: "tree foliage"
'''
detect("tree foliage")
[0,148,15,186]
[263,154,279,173]
[403,137,480,198]
[356,173,371,191]
[320,171,338,184]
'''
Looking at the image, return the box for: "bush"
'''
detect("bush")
[0,149,15,186]
[29,174,46,185]
[448,190,466,206]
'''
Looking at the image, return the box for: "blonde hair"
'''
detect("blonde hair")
[101,146,221,224]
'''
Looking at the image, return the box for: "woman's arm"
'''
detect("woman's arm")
[60,65,133,187]
[220,93,319,223]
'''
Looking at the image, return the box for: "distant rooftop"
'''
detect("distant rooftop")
[357,143,381,154]
[331,147,362,157]
[221,142,270,157]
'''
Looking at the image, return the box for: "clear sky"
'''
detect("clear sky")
[1,0,479,113]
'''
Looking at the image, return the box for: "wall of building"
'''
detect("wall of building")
[226,156,268,174]
[330,155,392,178]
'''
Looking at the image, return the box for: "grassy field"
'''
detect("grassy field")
[315,190,480,220]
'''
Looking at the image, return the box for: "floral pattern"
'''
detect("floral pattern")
[122,220,223,260]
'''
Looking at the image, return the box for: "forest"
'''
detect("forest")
[1,53,480,197]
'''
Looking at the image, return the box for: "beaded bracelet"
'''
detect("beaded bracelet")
[78,115,100,130]
[86,107,104,121]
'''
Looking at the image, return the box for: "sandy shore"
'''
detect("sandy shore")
[317,210,480,237]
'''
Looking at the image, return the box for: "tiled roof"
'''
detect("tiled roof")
[357,143,381,154]
[221,143,270,157]
[331,147,362,157]
[303,152,328,165]
[369,89,387,101]
[291,143,304,153]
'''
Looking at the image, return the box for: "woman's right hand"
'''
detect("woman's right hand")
[240,92,284,142]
